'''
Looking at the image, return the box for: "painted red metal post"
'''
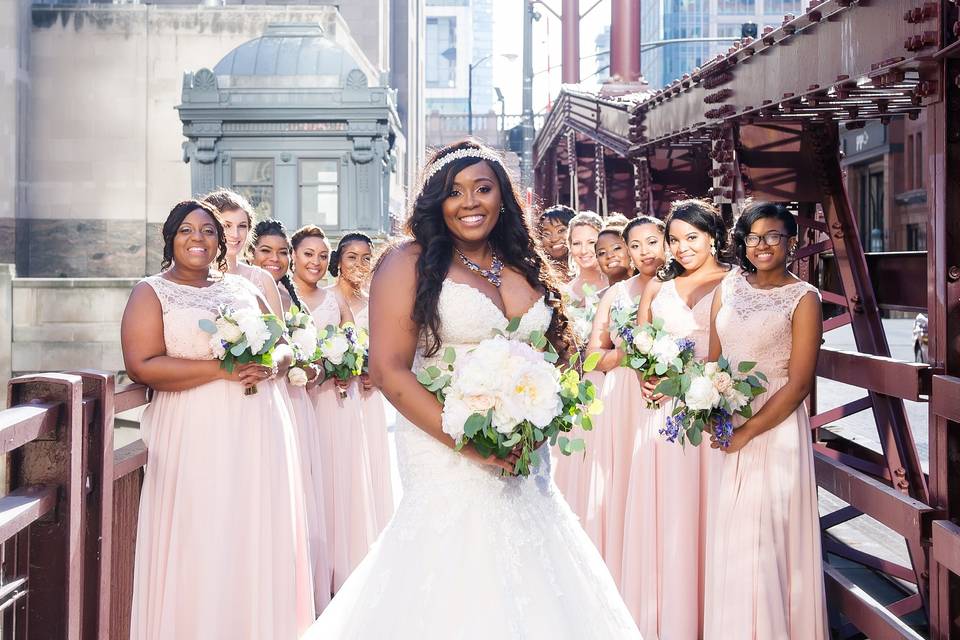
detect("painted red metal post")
[7,373,86,639]
[610,0,642,82]
[561,0,580,84]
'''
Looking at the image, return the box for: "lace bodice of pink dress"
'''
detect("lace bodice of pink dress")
[715,270,818,379]
[145,274,262,360]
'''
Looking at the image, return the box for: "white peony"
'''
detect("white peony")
[651,335,681,363]
[321,334,350,365]
[632,330,655,354]
[685,375,721,411]
[232,308,271,354]
[287,366,309,387]
[457,336,513,396]
[703,361,720,378]
[214,317,243,343]
[291,327,318,360]
[712,371,733,394]
[500,361,562,429]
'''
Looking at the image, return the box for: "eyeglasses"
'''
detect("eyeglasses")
[744,231,791,247]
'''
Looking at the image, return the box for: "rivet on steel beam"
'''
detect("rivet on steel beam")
[947,266,960,282]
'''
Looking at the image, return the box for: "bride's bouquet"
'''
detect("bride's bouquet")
[284,306,319,387]
[418,321,602,476]
[658,357,767,447]
[316,322,368,398]
[200,305,285,395]
[610,312,697,408]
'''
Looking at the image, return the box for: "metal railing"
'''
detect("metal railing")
[0,371,148,639]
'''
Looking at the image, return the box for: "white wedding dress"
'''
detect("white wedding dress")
[305,280,641,639]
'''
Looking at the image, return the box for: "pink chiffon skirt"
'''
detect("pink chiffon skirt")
[281,382,333,612]
[311,380,393,592]
[131,379,315,640]
[553,370,605,538]
[703,377,828,639]
[620,395,721,638]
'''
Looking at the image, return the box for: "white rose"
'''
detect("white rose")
[287,366,309,387]
[209,334,226,359]
[685,375,721,411]
[321,334,350,365]
[291,327,318,360]
[651,335,681,363]
[214,317,243,343]
[632,331,655,354]
[712,371,733,394]
[703,362,720,378]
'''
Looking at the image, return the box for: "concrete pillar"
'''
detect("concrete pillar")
[0,263,15,406]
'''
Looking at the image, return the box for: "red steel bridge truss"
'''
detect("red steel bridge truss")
[534,0,960,636]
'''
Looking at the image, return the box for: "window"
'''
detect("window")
[907,223,927,251]
[232,158,274,219]
[906,134,914,191]
[717,24,745,39]
[765,0,802,14]
[426,16,457,89]
[717,0,756,14]
[915,132,923,188]
[300,159,339,227]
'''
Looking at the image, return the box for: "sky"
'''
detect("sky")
[490,0,614,116]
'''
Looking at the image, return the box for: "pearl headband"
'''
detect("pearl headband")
[422,148,505,184]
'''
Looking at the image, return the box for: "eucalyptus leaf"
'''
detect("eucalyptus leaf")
[443,347,457,364]
[738,360,757,373]
[198,318,217,334]
[505,317,522,333]
[583,351,601,373]
[464,413,487,438]
[654,361,668,376]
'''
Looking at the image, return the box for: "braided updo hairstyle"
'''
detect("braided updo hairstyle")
[658,198,731,281]
[329,232,374,278]
[251,219,304,310]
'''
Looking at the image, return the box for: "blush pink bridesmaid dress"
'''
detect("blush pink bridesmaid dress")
[703,271,828,639]
[620,277,721,639]
[130,275,314,640]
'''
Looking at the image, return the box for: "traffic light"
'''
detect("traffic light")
[741,22,758,38]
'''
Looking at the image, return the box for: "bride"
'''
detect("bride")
[305,140,641,638]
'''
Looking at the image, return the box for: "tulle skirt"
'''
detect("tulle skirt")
[130,379,315,640]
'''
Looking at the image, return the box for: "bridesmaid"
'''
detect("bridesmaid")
[538,205,575,280]
[585,217,665,578]
[329,233,396,531]
[554,211,607,516]
[201,189,284,317]
[121,200,313,639]
[250,219,332,611]
[703,202,827,639]
[629,199,731,638]
[595,227,633,288]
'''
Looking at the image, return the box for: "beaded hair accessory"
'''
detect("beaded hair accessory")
[422,148,505,184]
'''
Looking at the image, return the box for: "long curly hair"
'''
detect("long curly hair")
[251,219,304,310]
[658,198,731,281]
[160,199,227,272]
[405,140,574,358]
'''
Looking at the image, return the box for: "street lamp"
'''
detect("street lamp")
[469,53,517,136]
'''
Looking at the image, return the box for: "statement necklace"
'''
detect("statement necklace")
[457,247,504,287]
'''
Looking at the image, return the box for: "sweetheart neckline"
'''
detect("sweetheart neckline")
[442,279,548,325]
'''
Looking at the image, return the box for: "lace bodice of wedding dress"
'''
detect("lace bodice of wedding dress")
[306,278,641,639]
[143,274,261,360]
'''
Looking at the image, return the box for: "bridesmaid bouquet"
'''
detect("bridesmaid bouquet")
[316,322,368,398]
[658,357,767,447]
[418,320,603,476]
[200,305,285,395]
[284,306,319,387]
[611,313,697,408]
[564,284,600,344]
